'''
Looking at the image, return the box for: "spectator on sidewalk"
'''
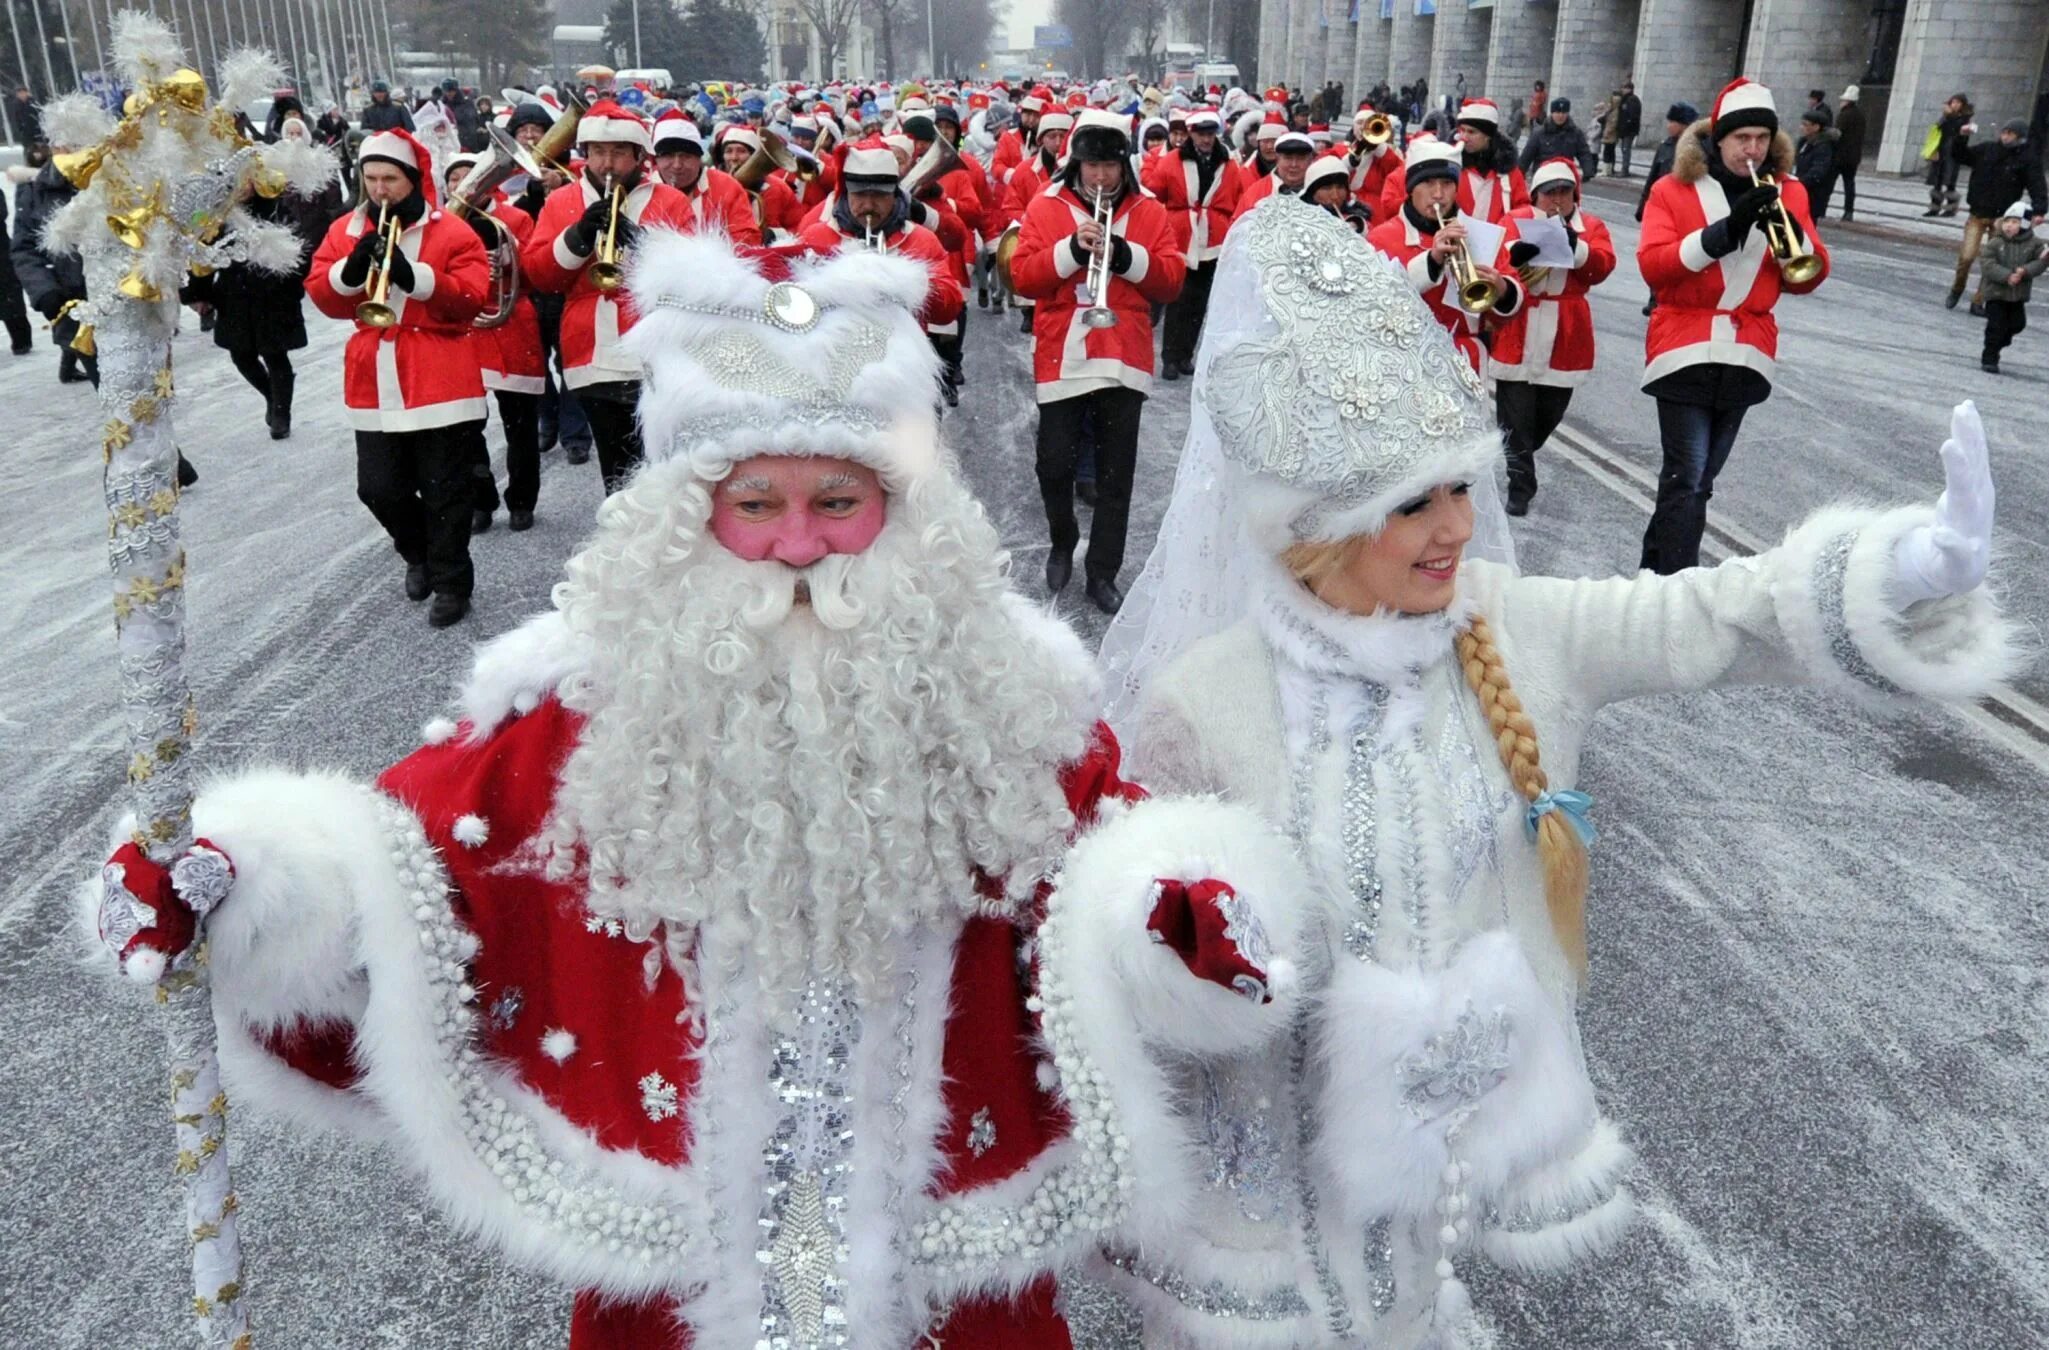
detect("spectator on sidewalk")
[1922,92,1973,217]
[1978,202,2045,373]
[1593,91,1622,176]
[1519,98,1596,181]
[8,85,40,151]
[1946,119,2048,313]
[1828,85,1865,221]
[1617,79,1642,176]
[1796,107,1837,214]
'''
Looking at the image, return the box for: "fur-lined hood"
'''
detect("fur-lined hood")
[1673,117,1793,184]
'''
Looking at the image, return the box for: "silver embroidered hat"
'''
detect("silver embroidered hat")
[1199,191,1499,548]
[621,229,942,487]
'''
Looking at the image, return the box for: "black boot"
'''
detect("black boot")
[404,563,431,601]
[59,349,86,383]
[1085,575,1124,614]
[1045,546,1074,594]
[176,453,198,488]
[1945,287,1963,309]
[1019,308,1033,334]
[1160,358,1180,382]
[267,366,294,440]
[428,592,469,628]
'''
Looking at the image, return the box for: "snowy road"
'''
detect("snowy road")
[5,205,2046,1349]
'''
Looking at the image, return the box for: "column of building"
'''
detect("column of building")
[1548,0,1641,108]
[1352,6,1394,99]
[1388,0,1433,90]
[1486,0,1558,121]
[1629,0,1745,142]
[1429,1,1493,106]
[1325,9,1361,104]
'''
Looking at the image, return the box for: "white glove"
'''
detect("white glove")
[1892,401,1995,605]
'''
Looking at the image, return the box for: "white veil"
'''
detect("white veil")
[1098,197,1518,738]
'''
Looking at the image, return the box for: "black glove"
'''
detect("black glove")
[1506,239,1541,267]
[1724,183,1778,242]
[1068,232,1093,269]
[562,196,615,256]
[385,244,416,294]
[915,179,943,202]
[338,226,382,287]
[466,211,499,246]
[1561,222,1579,251]
[1109,236,1134,275]
[612,217,643,251]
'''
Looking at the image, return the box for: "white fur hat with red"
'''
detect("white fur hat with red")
[1403,137,1461,187]
[840,137,901,182]
[1455,98,1500,127]
[577,99,652,150]
[1035,110,1074,140]
[652,108,702,152]
[1711,77,1777,138]
[719,124,763,154]
[624,232,942,486]
[358,128,441,203]
[1187,109,1222,132]
[1528,156,1582,196]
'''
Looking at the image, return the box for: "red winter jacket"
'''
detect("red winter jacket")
[1488,204,1617,388]
[518,173,696,390]
[1367,204,1526,374]
[1010,179,1186,402]
[1144,146,1241,264]
[798,214,965,330]
[670,167,762,247]
[307,201,491,432]
[471,197,544,395]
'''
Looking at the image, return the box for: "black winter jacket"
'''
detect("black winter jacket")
[10,163,84,324]
[1953,134,2049,220]
[1636,133,1679,220]
[1616,93,1642,139]
[1519,119,1596,180]
[359,98,415,132]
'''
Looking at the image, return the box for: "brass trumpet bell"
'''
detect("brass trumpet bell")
[1358,113,1393,147]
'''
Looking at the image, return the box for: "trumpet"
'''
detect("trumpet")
[355,200,405,329]
[1434,204,1504,315]
[863,223,883,251]
[1746,159,1823,285]
[588,174,626,294]
[1354,112,1393,152]
[1077,186,1120,330]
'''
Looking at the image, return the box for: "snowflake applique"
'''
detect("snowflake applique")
[488,987,525,1032]
[583,914,626,939]
[966,1108,997,1158]
[1399,1003,1512,1119]
[639,1071,680,1121]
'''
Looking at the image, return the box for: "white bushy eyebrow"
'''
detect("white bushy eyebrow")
[724,474,776,493]
[815,472,861,491]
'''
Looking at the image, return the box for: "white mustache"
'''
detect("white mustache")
[735,553,867,632]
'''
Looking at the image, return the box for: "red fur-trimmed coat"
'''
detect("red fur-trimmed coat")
[306,201,492,432]
[1487,204,1618,388]
[518,174,696,390]
[671,167,762,247]
[471,196,545,395]
[1638,121,1829,389]
[1368,203,1527,374]
[1143,146,1241,264]
[798,215,965,329]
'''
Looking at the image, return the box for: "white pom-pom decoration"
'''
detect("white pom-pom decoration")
[231,216,306,274]
[422,717,459,746]
[123,948,167,985]
[216,48,284,113]
[257,137,340,196]
[39,93,115,152]
[452,814,490,848]
[111,11,185,83]
[541,1029,578,1063]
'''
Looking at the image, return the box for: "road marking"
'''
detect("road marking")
[1548,420,2049,775]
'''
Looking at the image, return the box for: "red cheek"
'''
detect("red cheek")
[709,495,887,565]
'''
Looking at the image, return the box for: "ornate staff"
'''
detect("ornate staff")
[51,12,336,1346]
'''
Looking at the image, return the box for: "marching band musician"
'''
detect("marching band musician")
[782,113,837,215]
[1346,104,1400,218]
[1000,110,1073,334]
[989,87,1045,188]
[648,110,759,245]
[1230,129,1318,222]
[1367,138,1525,373]
[520,100,693,495]
[1011,109,1186,616]
[1301,154,1356,218]
[716,125,803,240]
[1637,78,1829,573]
[1489,156,1617,516]
[1452,98,1530,224]
[903,111,983,405]
[795,136,963,336]
[306,127,492,629]
[504,97,590,467]
[1144,108,1240,383]
[443,149,546,535]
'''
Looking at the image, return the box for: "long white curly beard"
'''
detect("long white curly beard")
[540,456,1092,1014]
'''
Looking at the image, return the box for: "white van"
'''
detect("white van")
[1193,62,1240,91]
[614,67,673,94]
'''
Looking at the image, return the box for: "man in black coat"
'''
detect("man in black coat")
[1635,101,1696,316]
[439,79,483,152]
[1948,119,2049,310]
[1829,85,1865,220]
[359,81,415,132]
[11,160,93,384]
[1616,79,1643,176]
[1519,97,1596,180]
[0,188,34,355]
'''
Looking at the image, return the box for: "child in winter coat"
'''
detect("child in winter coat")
[1980,202,2046,372]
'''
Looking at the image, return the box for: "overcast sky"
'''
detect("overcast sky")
[1003,0,1056,54]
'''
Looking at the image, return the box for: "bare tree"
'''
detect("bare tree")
[1056,0,1131,79]
[790,0,865,79]
[1131,0,1168,79]
[865,0,915,79]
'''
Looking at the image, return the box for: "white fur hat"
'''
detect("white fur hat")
[1301,154,1349,194]
[623,232,941,488]
[578,100,652,150]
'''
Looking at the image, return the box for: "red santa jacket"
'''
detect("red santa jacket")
[1376,159,1527,227]
[778,154,837,214]
[798,213,965,330]
[1144,145,1241,265]
[307,200,491,432]
[1348,142,1398,214]
[1000,153,1056,231]
[1637,126,1829,389]
[954,151,1005,244]
[755,173,803,236]
[518,172,695,390]
[471,197,545,395]
[671,167,762,246]
[1230,169,1293,225]
[1367,203,1526,373]
[1010,178,1186,402]
[1487,204,1617,388]
[990,126,1026,186]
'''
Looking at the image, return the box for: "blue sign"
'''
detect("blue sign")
[1034,24,1073,48]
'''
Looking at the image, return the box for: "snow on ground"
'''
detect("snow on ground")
[4,208,2046,1347]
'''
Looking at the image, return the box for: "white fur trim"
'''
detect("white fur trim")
[452,813,490,847]
[1404,247,1438,292]
[1769,504,2025,711]
[406,258,437,301]
[999,591,1103,720]
[1483,1186,1637,1274]
[1053,234,1086,279]
[359,129,418,170]
[541,1028,578,1062]
[327,253,366,297]
[1122,239,1151,284]
[1479,1116,1636,1274]
[454,609,591,739]
[552,226,591,270]
[1314,930,1599,1237]
[422,716,459,745]
[1677,225,1715,273]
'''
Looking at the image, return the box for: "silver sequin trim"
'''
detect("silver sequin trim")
[756,977,859,1348]
[1813,531,1903,695]
[1102,1247,1312,1320]
[1340,685,1391,961]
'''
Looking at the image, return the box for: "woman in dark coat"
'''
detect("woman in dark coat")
[181,119,340,439]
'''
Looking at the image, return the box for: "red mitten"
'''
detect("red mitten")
[1146,878,1275,1004]
[98,839,235,982]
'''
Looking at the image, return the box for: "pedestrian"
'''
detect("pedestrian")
[1921,92,1972,217]
[1595,90,1622,176]
[1830,85,1865,221]
[12,149,98,389]
[359,80,415,133]
[314,102,350,147]
[1523,79,1548,139]
[1978,204,2046,373]
[306,127,492,627]
[1518,97,1596,182]
[8,85,41,151]
[1617,79,1642,176]
[1492,157,1617,515]
[1796,106,1837,215]
[0,184,35,355]
[1011,109,1186,614]
[1946,119,2048,313]
[1637,78,1829,574]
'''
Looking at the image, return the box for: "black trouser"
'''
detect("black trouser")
[580,386,644,494]
[1162,260,1215,367]
[1983,299,2028,361]
[1828,163,1857,217]
[356,422,480,598]
[493,389,541,510]
[1037,387,1144,583]
[228,348,292,398]
[1494,380,1574,500]
[1640,397,1749,574]
[0,270,30,350]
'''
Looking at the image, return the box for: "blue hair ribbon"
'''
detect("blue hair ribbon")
[1525,789,1596,846]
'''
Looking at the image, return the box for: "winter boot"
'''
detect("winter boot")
[1019,308,1033,334]
[267,367,294,440]
[176,453,198,488]
[1981,355,2000,373]
[428,592,470,628]
[1945,287,1963,309]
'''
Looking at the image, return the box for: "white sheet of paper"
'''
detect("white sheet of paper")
[1441,212,1508,311]
[1511,214,1578,267]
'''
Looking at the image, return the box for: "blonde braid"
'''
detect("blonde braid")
[1455,613,1589,978]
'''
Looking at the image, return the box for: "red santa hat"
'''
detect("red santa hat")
[623,233,943,487]
[1455,98,1500,128]
[652,108,703,153]
[578,99,651,150]
[1186,109,1222,133]
[718,125,764,155]
[1711,77,1778,138]
[1256,117,1286,142]
[839,136,901,182]
[358,128,440,205]
[1528,156,1582,197]
[1065,89,1087,109]
[1035,110,1074,144]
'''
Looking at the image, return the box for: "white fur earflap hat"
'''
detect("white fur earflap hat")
[622,232,941,488]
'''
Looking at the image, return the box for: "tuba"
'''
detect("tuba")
[521,88,587,181]
[993,221,1022,295]
[1434,203,1505,314]
[901,136,964,200]
[448,129,528,328]
[1747,158,1823,285]
[730,126,801,228]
